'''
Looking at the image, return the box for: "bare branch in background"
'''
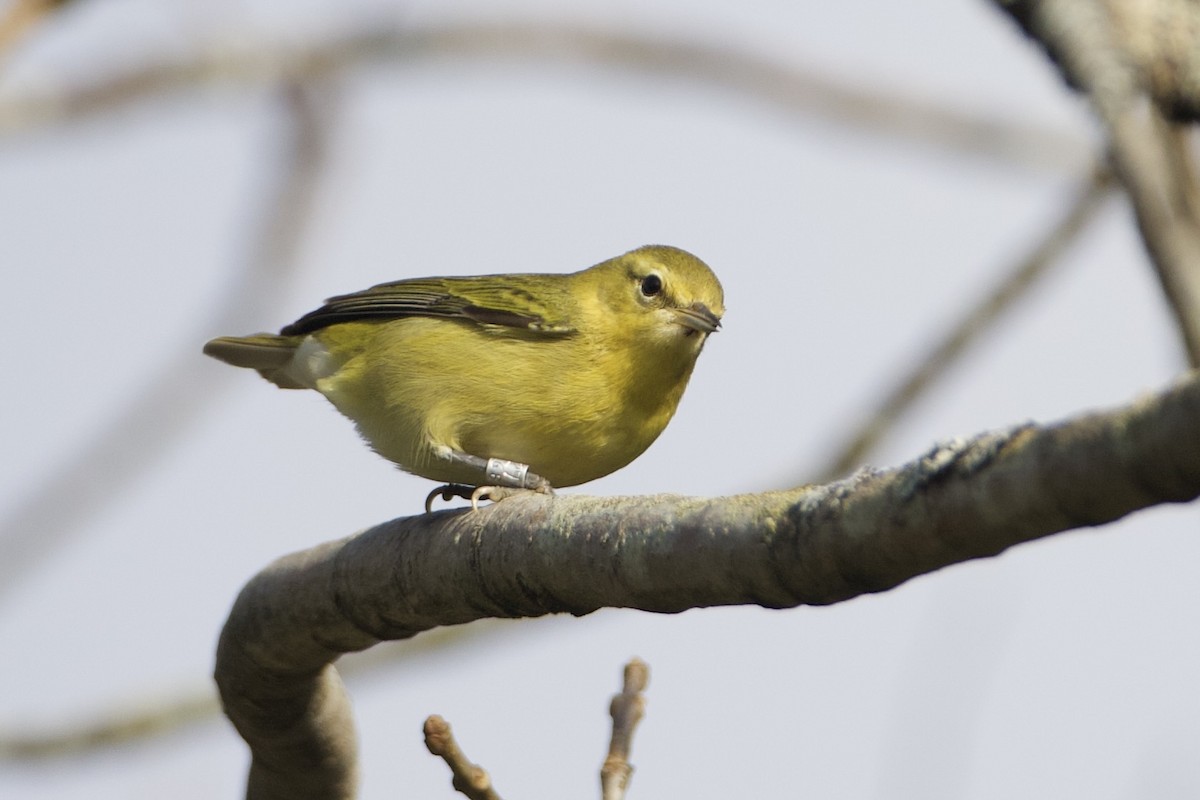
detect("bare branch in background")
[995,0,1200,365]
[0,0,72,52]
[999,0,1200,122]
[0,81,339,602]
[215,372,1200,799]
[815,160,1116,480]
[1136,122,1200,365]
[0,21,1088,173]
[0,620,514,760]
[0,692,217,761]
[601,659,649,800]
[424,716,504,800]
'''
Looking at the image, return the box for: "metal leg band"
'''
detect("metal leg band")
[485,458,530,488]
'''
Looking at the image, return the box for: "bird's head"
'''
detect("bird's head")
[588,244,724,353]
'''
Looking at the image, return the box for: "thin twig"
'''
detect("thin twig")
[424,716,504,800]
[601,659,649,800]
[0,21,1088,174]
[0,80,340,602]
[815,159,1116,480]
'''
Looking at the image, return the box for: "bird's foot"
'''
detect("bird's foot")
[469,482,555,511]
[424,481,555,513]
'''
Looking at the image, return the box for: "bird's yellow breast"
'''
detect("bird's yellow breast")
[309,311,703,487]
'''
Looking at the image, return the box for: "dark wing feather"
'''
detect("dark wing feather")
[280,275,576,336]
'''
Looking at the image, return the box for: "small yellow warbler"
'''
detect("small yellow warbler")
[204,244,723,509]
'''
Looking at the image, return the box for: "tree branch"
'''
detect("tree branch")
[995,0,1200,365]
[215,371,1200,800]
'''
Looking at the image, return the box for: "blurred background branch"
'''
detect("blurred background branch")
[995,0,1200,365]
[0,21,1089,174]
[0,0,73,52]
[0,620,516,760]
[0,80,339,601]
[816,159,1116,481]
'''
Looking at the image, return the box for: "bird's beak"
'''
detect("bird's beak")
[672,302,722,334]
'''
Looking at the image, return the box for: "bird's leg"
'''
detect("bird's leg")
[424,446,554,512]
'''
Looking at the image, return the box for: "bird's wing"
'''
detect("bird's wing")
[280,275,577,336]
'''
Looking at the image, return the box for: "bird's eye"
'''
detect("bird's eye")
[640,273,663,298]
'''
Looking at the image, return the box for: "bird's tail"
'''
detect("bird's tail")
[203,334,307,389]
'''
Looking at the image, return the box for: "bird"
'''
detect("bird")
[203,244,724,510]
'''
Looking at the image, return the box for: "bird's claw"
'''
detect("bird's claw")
[425,484,476,513]
[424,482,555,513]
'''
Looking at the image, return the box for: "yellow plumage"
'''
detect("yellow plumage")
[204,244,723,500]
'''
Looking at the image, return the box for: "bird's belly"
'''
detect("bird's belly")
[458,411,662,488]
[334,388,661,488]
[312,319,681,487]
